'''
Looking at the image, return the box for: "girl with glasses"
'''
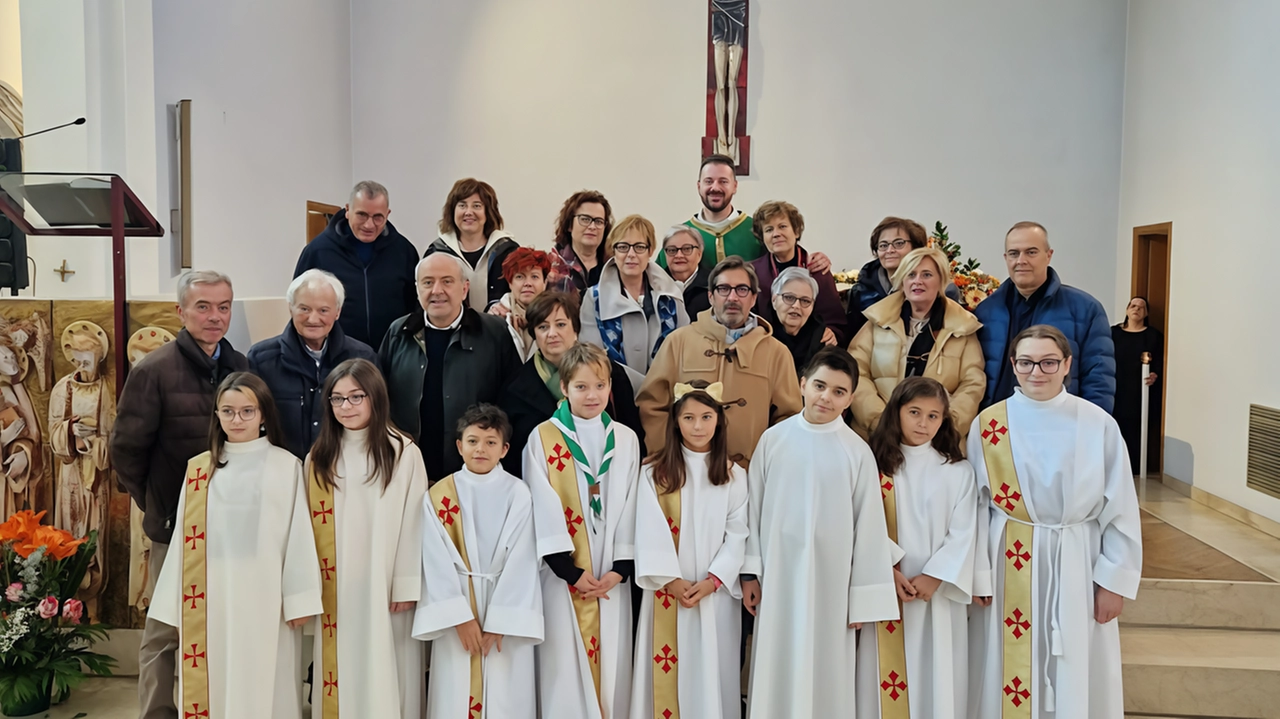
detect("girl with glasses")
[305,358,429,719]
[967,325,1141,718]
[148,372,321,718]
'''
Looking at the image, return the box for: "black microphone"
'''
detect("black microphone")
[15,117,87,141]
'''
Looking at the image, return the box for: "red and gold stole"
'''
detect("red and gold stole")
[537,421,603,703]
[651,484,682,719]
[875,472,910,718]
[429,474,485,719]
[309,467,340,718]
[179,453,215,719]
[977,402,1034,718]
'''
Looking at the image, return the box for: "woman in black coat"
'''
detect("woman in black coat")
[500,291,644,477]
[1112,296,1164,473]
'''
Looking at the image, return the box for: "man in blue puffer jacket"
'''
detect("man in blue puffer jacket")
[975,221,1116,412]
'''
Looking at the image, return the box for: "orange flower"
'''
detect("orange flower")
[14,524,85,560]
[0,510,47,544]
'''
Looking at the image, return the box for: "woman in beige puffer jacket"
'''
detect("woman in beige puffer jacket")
[847,247,986,439]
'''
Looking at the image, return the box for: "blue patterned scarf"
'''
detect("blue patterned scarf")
[589,286,678,366]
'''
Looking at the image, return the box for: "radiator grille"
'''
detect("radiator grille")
[1247,404,1280,500]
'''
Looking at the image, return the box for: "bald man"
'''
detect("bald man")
[379,253,521,481]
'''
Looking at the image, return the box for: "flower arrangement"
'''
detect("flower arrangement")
[0,510,115,716]
[928,222,1002,310]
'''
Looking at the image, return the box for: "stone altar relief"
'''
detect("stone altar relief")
[0,302,52,523]
[49,302,118,622]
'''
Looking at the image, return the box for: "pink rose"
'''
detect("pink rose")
[62,598,84,623]
[4,583,22,602]
[36,596,59,619]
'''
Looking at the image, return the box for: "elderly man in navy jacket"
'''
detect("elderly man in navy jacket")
[249,269,376,457]
[974,221,1116,412]
[293,180,419,347]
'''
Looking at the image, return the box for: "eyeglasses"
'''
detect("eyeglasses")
[217,407,258,422]
[1004,248,1043,260]
[877,239,909,252]
[351,211,387,226]
[1013,358,1063,375]
[329,393,369,407]
[712,284,754,298]
[778,293,813,308]
[575,214,607,229]
[612,242,651,256]
[664,244,701,257]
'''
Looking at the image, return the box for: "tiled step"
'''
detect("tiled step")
[1123,578,1280,631]
[1121,626,1280,718]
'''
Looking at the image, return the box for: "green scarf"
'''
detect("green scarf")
[550,400,615,527]
[535,352,563,401]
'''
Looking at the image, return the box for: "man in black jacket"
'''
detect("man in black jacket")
[111,270,249,719]
[249,269,376,458]
[380,253,521,482]
[293,180,419,347]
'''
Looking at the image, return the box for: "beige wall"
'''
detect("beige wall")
[0,0,21,94]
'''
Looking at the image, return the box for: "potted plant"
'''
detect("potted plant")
[0,510,115,716]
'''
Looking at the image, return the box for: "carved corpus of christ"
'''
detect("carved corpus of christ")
[704,0,751,173]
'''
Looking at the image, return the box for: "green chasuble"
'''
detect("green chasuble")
[657,213,763,272]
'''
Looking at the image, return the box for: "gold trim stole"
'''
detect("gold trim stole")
[537,422,603,703]
[179,453,215,719]
[430,474,485,719]
[688,213,751,263]
[874,473,910,718]
[977,402,1034,717]
[309,467,340,718]
[651,484,682,719]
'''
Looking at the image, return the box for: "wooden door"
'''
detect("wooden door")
[306,200,342,244]
[1130,222,1172,473]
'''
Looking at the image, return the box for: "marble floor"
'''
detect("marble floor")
[12,478,1276,719]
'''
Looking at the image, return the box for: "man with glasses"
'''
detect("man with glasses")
[293,180,419,347]
[974,221,1115,411]
[660,224,712,317]
[111,270,249,719]
[249,269,376,458]
[379,253,520,482]
[638,256,802,466]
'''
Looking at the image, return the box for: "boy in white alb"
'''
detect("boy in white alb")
[741,347,900,718]
[414,404,543,719]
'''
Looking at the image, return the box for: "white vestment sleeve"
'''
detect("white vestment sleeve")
[281,459,323,622]
[524,430,576,559]
[847,442,899,625]
[148,487,186,628]
[611,431,641,563]
[390,448,428,603]
[1091,420,1143,599]
[966,423,995,598]
[633,467,682,592]
[411,493,474,641]
[706,466,749,599]
[741,434,769,578]
[920,462,979,604]
[478,492,544,642]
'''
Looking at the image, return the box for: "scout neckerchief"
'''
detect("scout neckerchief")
[977,402,1034,718]
[537,420,603,706]
[308,466,340,718]
[430,474,485,719]
[873,472,911,718]
[549,401,614,532]
[651,479,682,719]
[179,453,215,719]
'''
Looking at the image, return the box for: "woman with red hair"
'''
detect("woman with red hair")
[500,247,551,361]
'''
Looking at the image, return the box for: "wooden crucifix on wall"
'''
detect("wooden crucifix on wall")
[702,0,751,175]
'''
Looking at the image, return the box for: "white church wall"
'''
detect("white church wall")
[1117,0,1280,522]
[348,0,1128,303]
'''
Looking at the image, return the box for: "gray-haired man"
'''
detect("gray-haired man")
[111,270,250,719]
